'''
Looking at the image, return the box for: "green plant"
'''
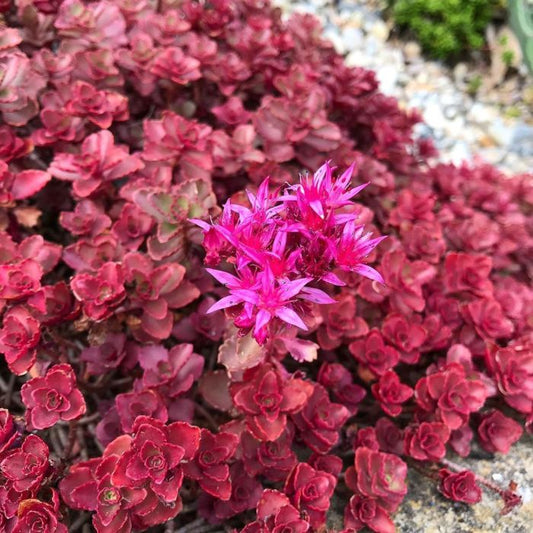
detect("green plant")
[388,0,499,60]
[467,74,483,94]
[502,49,515,66]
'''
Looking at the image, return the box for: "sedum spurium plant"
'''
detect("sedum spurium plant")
[0,0,531,532]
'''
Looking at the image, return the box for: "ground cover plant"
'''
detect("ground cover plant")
[0,1,532,532]
[386,0,504,61]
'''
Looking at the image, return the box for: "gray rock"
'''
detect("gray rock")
[503,153,533,174]
[404,41,421,62]
[341,27,364,52]
[480,147,507,165]
[368,19,389,42]
[468,103,499,125]
[344,49,368,68]
[377,64,399,95]
[443,141,472,164]
[324,26,346,54]
[453,62,468,84]
[510,124,533,157]
[488,119,515,148]
[423,103,447,131]
[443,105,461,120]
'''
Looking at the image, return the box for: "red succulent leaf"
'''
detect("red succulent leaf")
[0,435,49,492]
[438,469,482,504]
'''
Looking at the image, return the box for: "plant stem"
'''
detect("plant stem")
[4,373,16,408]
[194,403,218,432]
[69,512,90,531]
[176,517,205,533]
[63,421,79,460]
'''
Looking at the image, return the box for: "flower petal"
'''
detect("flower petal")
[206,295,242,313]
[274,306,307,330]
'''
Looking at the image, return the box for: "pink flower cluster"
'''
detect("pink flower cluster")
[0,0,531,532]
[194,161,385,345]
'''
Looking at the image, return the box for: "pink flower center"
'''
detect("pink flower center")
[96,283,113,303]
[126,217,141,236]
[46,390,64,411]
[23,455,41,475]
[27,513,47,532]
[358,499,376,521]
[234,485,249,502]
[199,451,216,466]
[8,271,33,290]
[263,442,280,457]
[254,393,281,414]
[156,361,172,377]
[5,330,25,346]
[366,350,382,363]
[137,280,154,299]
[302,482,319,500]
[98,487,121,506]
[455,480,468,495]
[146,452,166,472]
[421,433,439,450]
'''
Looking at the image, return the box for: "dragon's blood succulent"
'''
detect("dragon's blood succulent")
[123,253,200,340]
[60,432,189,532]
[206,461,263,523]
[0,162,51,207]
[349,329,400,378]
[138,343,204,396]
[115,389,168,433]
[241,489,310,533]
[112,416,200,503]
[438,469,482,504]
[371,370,413,417]
[0,409,18,454]
[485,343,533,413]
[346,447,408,514]
[183,428,239,501]
[284,462,337,528]
[49,130,140,198]
[477,410,523,454]
[0,305,40,374]
[344,494,396,533]
[317,362,366,414]
[21,364,86,430]
[70,262,126,320]
[404,422,450,462]
[415,363,488,430]
[0,0,529,531]
[81,333,128,375]
[241,428,297,483]
[13,494,68,533]
[0,435,49,492]
[292,384,350,454]
[231,364,313,442]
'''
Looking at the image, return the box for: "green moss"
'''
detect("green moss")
[388,0,500,61]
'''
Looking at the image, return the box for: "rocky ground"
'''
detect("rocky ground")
[272,1,533,531]
[275,0,533,175]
